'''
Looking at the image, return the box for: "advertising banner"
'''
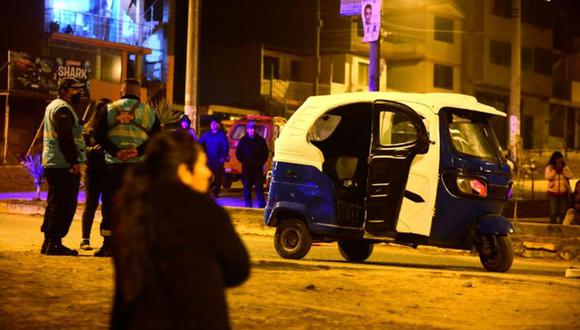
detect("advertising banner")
[361,0,381,43]
[8,50,91,96]
[340,0,361,16]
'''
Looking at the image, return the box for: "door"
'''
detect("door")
[364,100,429,238]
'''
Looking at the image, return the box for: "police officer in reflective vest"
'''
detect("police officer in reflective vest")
[40,78,87,256]
[94,78,160,257]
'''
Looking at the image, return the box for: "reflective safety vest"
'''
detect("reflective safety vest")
[42,99,86,168]
[105,98,156,164]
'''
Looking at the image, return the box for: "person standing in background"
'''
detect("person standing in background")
[199,118,229,198]
[235,121,269,208]
[80,97,110,251]
[545,151,573,224]
[40,78,87,256]
[94,78,160,257]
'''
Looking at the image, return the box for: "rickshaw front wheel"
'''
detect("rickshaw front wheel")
[338,239,374,262]
[274,220,312,259]
[478,235,514,272]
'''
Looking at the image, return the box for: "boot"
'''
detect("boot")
[45,239,79,256]
[94,237,112,257]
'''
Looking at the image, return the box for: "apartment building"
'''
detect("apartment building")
[0,0,169,163]
[461,0,580,150]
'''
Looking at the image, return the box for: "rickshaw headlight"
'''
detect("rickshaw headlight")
[456,177,488,198]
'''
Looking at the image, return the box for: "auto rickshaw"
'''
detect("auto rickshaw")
[264,92,514,272]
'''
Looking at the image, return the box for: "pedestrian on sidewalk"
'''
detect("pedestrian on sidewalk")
[40,78,87,256]
[178,114,198,140]
[111,130,250,329]
[199,118,229,198]
[94,78,160,257]
[545,151,573,224]
[235,120,269,208]
[80,98,110,251]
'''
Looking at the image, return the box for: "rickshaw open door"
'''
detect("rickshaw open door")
[364,100,430,238]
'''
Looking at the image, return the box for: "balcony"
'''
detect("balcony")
[44,8,157,47]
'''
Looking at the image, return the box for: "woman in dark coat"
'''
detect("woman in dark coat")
[111,130,250,329]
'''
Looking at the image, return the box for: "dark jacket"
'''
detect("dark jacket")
[200,130,229,168]
[235,134,269,171]
[111,182,250,330]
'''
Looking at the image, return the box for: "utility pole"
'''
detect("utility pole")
[313,0,321,96]
[185,0,199,130]
[508,0,521,161]
[369,37,380,91]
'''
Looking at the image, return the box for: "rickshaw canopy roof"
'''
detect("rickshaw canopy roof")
[273,92,505,170]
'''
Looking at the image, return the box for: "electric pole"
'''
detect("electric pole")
[313,0,321,96]
[185,0,199,130]
[508,0,521,161]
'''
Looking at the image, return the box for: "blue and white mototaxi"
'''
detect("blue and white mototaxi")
[265,92,514,272]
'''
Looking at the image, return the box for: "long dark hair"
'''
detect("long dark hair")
[85,97,111,130]
[114,130,204,305]
[547,151,566,168]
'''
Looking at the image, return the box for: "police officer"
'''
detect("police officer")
[94,78,160,257]
[40,77,87,256]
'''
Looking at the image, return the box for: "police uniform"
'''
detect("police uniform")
[95,94,159,256]
[40,92,86,255]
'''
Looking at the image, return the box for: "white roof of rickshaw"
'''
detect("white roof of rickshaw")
[273,92,505,171]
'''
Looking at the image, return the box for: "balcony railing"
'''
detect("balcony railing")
[45,8,156,46]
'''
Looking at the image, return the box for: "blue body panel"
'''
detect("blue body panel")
[477,214,514,235]
[430,123,512,248]
[265,162,335,231]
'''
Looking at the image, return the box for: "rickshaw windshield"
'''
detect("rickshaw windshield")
[444,109,502,160]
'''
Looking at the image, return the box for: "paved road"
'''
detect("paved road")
[0,212,574,280]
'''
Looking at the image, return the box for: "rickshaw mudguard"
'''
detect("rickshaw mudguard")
[476,214,514,236]
[264,201,313,227]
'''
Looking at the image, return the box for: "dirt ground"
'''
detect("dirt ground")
[0,213,579,329]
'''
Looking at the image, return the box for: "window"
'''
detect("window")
[490,41,511,66]
[434,64,453,90]
[534,48,552,75]
[549,105,565,137]
[290,60,300,81]
[230,124,269,140]
[101,52,122,83]
[263,56,279,79]
[358,62,369,87]
[434,17,453,43]
[522,47,533,71]
[379,111,417,146]
[492,0,511,18]
[357,18,364,37]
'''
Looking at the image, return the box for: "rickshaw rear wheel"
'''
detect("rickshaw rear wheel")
[338,239,374,262]
[274,220,312,260]
[478,235,513,272]
[222,176,233,189]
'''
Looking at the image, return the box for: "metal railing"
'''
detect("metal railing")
[44,8,157,46]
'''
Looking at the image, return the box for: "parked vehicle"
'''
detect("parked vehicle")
[265,92,514,272]
[223,115,286,188]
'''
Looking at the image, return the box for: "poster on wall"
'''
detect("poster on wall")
[8,50,91,96]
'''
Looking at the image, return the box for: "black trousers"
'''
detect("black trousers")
[209,162,225,197]
[100,163,132,237]
[81,170,104,239]
[242,167,265,208]
[41,168,81,240]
